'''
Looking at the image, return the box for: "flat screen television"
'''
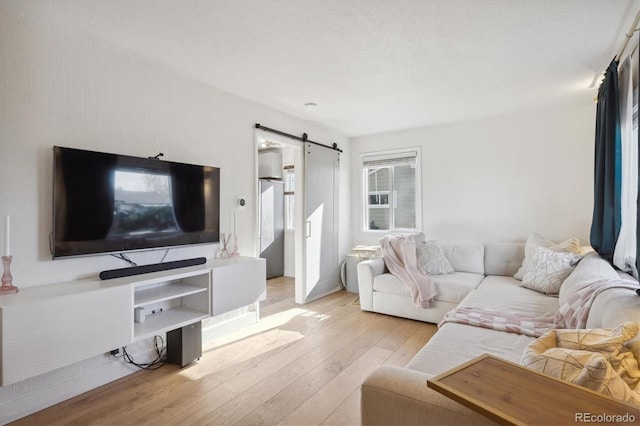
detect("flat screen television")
[52,146,220,258]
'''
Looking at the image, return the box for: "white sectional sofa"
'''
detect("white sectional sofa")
[357,244,640,425]
[357,242,525,324]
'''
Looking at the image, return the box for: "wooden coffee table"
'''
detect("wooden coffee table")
[427,354,638,425]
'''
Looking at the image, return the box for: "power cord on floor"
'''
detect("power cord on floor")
[118,335,167,370]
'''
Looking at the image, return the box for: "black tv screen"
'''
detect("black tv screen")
[52,146,220,258]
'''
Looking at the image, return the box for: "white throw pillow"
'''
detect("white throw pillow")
[513,233,581,280]
[416,240,455,275]
[521,245,582,295]
[410,232,427,244]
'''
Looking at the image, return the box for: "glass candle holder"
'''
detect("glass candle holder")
[0,255,19,295]
[230,235,239,257]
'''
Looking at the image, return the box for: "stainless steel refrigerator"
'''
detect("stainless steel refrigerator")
[259,179,285,279]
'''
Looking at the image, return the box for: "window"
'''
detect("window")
[361,149,421,232]
[284,165,295,230]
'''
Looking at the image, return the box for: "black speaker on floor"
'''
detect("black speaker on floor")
[167,321,202,367]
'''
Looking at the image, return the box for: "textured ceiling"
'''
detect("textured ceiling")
[3,0,639,136]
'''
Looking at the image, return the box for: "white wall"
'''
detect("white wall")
[0,7,349,423]
[350,98,596,247]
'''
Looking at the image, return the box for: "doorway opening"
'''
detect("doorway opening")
[255,131,305,304]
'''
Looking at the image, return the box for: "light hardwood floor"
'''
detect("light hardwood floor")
[13,277,437,425]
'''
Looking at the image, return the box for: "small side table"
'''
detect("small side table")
[427,354,638,425]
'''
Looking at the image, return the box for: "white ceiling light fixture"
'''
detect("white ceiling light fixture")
[260,140,284,149]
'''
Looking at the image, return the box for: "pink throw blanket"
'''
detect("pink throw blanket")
[439,279,639,337]
[380,235,437,308]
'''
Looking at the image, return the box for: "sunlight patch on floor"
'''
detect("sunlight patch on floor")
[300,311,330,321]
[179,328,305,380]
[203,307,330,350]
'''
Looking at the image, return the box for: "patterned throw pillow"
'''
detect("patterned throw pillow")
[521,322,640,404]
[514,232,581,280]
[416,240,455,275]
[521,245,582,295]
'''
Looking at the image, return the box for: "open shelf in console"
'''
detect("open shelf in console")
[134,283,207,307]
[134,306,209,341]
[131,267,211,341]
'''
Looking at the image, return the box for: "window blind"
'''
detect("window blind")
[362,151,417,167]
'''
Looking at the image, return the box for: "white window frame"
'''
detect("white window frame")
[360,147,422,233]
[368,190,390,207]
[284,166,295,230]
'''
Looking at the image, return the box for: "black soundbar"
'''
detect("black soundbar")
[99,257,207,280]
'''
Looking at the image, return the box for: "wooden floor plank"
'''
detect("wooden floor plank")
[320,388,361,426]
[384,321,438,367]
[12,278,437,426]
[197,306,381,425]
[278,346,393,425]
[235,313,404,425]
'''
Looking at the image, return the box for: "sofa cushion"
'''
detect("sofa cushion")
[440,243,484,274]
[373,272,483,304]
[559,252,620,306]
[484,243,525,276]
[587,286,640,329]
[469,275,559,317]
[408,276,560,377]
[407,322,539,376]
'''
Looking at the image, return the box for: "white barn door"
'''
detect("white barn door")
[303,143,340,302]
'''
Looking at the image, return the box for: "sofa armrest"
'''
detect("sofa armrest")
[361,366,493,426]
[357,257,385,311]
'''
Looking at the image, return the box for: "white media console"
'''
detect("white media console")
[0,256,265,386]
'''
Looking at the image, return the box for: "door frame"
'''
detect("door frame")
[254,129,306,304]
